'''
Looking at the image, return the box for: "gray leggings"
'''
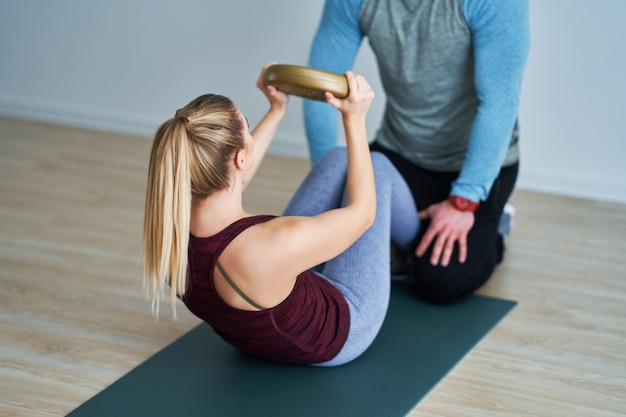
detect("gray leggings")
[282,148,420,366]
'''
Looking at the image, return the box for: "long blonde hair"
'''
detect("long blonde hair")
[143,94,244,317]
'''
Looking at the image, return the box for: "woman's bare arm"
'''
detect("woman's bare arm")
[243,64,290,189]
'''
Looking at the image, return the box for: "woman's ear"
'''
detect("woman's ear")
[234,149,246,171]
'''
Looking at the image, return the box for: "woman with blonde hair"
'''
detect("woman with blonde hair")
[143,64,420,366]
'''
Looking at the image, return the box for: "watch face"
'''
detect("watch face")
[449,196,479,212]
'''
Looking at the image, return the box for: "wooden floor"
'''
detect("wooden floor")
[1,115,625,416]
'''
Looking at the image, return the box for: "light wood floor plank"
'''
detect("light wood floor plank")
[1,116,624,416]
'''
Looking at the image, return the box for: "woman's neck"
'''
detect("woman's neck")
[189,187,249,238]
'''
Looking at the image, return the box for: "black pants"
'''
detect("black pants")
[371,142,519,304]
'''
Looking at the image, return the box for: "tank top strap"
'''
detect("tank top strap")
[215,260,267,310]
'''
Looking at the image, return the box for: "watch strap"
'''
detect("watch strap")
[448,195,480,212]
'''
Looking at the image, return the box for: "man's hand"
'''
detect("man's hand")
[416,199,475,266]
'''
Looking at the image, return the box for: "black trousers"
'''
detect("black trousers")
[371,142,519,304]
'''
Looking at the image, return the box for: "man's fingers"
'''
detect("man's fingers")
[440,239,456,267]
[428,233,449,266]
[457,235,467,264]
[416,227,435,257]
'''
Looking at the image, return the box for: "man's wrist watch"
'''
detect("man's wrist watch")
[448,195,480,212]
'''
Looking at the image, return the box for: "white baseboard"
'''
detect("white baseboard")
[268,141,626,205]
[0,95,160,138]
[1,96,623,206]
[268,134,309,160]
[517,169,626,205]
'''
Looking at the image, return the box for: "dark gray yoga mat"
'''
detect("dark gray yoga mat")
[67,282,516,417]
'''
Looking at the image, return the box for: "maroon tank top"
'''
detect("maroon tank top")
[183,215,350,364]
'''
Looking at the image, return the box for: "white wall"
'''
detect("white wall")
[517,0,626,204]
[0,0,333,149]
[1,1,624,204]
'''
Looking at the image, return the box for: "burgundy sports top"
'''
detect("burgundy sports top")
[183,215,350,364]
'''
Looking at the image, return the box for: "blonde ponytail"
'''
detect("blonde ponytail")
[143,94,243,318]
[144,120,192,318]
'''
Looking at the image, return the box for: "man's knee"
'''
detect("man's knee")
[410,258,493,304]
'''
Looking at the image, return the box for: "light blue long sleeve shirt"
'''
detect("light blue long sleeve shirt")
[304,0,529,202]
